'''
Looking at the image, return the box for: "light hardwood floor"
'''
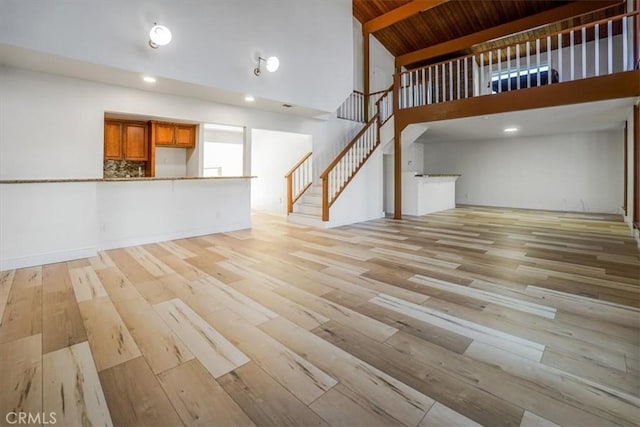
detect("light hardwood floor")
[1,206,639,427]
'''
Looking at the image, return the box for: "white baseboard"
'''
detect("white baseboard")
[0,222,251,271]
[98,221,252,251]
[0,247,97,271]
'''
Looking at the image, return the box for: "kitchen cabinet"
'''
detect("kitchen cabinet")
[104,121,123,160]
[104,120,148,161]
[151,121,196,148]
[123,123,148,160]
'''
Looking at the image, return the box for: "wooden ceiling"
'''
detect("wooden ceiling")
[353,0,625,67]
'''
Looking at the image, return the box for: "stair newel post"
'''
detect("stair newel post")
[321,176,329,221]
[286,174,293,214]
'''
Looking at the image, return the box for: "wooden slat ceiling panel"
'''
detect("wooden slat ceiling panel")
[353,0,412,24]
[354,0,575,57]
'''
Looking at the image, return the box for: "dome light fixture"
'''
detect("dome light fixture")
[149,23,172,49]
[254,56,280,76]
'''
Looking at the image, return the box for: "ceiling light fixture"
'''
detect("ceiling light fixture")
[503,127,519,133]
[142,76,157,83]
[253,56,279,76]
[244,95,255,102]
[149,23,172,49]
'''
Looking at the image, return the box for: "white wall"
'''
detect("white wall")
[0,0,353,113]
[311,115,363,184]
[98,179,251,250]
[251,129,312,215]
[352,18,395,93]
[329,149,384,226]
[423,130,624,213]
[0,182,97,270]
[0,66,335,180]
[155,147,187,177]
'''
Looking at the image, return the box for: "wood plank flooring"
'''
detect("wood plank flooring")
[0,206,639,426]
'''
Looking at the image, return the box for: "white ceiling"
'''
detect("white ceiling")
[0,44,329,120]
[415,98,637,143]
[2,43,636,131]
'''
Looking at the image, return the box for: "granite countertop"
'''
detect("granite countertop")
[0,176,257,184]
[413,173,462,177]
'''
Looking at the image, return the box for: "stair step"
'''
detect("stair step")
[300,194,322,204]
[294,202,322,216]
[287,212,326,228]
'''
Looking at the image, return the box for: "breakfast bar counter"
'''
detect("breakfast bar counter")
[402,172,461,216]
[0,176,255,270]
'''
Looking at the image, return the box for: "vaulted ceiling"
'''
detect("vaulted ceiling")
[353,0,626,68]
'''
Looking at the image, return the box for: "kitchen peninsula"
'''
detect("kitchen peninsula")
[0,176,254,270]
[402,172,461,216]
[0,112,254,271]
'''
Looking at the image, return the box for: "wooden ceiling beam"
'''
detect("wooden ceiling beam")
[395,1,623,68]
[363,0,449,35]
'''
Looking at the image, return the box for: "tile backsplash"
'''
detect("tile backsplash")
[104,160,147,178]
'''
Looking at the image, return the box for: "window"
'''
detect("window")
[490,64,558,92]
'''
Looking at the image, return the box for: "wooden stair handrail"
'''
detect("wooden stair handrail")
[285,152,313,214]
[320,114,380,180]
[284,152,312,178]
[375,86,394,125]
[321,114,381,221]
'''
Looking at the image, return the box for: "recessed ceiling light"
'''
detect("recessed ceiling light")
[142,76,157,83]
[503,127,519,133]
[244,95,255,102]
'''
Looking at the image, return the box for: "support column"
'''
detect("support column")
[634,104,639,230]
[624,121,628,215]
[364,33,370,122]
[393,73,402,220]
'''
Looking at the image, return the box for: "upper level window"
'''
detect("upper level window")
[490,64,557,92]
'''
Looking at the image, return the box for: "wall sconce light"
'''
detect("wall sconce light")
[149,23,172,49]
[253,56,279,76]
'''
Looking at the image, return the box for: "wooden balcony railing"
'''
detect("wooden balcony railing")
[397,10,638,110]
[285,152,312,214]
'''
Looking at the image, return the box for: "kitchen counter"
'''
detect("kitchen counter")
[0,176,256,184]
[403,172,460,216]
[1,176,254,270]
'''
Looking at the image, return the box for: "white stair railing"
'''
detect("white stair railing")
[337,91,366,122]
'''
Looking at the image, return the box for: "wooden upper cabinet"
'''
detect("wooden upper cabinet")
[104,121,123,160]
[151,121,196,148]
[154,122,176,146]
[175,125,196,147]
[123,123,148,161]
[103,120,148,161]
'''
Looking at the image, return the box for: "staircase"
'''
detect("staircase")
[286,87,394,227]
[288,185,325,227]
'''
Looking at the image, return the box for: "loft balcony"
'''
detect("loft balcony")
[393,10,640,131]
